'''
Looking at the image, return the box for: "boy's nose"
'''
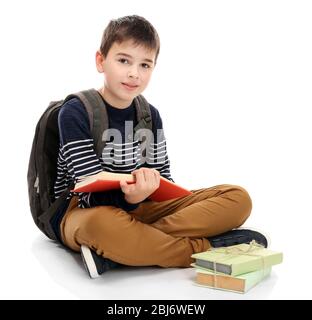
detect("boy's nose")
[127,68,139,79]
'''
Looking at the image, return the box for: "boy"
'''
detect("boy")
[54,15,267,278]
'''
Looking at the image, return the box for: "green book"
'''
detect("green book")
[191,243,283,276]
[192,263,272,293]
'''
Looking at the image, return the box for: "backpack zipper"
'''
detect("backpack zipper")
[34,176,39,194]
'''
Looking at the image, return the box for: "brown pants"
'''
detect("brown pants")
[60,184,252,268]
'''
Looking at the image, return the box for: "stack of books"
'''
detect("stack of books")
[191,241,283,293]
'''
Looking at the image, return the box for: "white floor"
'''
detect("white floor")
[1,234,281,300]
[0,203,309,300]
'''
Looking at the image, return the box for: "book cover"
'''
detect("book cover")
[191,242,283,276]
[191,263,272,293]
[72,171,192,202]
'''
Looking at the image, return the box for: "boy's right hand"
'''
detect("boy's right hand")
[120,168,160,204]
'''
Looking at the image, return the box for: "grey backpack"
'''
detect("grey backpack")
[27,88,152,240]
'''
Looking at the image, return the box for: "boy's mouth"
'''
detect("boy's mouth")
[121,82,139,90]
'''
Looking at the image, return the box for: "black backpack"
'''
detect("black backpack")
[27,88,152,241]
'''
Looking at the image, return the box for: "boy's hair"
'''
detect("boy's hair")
[100,15,160,64]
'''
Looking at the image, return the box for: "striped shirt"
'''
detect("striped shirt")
[52,96,173,240]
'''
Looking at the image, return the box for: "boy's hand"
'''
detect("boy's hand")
[120,168,160,204]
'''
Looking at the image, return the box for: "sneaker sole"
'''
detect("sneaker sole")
[80,245,100,279]
[236,226,271,247]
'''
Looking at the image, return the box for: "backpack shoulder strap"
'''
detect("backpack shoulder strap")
[64,89,108,157]
[133,95,152,132]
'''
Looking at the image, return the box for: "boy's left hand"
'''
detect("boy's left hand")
[120,168,160,204]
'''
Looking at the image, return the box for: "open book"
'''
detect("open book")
[72,171,192,202]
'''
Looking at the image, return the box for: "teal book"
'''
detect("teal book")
[192,263,272,293]
[191,242,283,276]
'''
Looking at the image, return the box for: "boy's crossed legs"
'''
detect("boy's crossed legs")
[60,184,252,268]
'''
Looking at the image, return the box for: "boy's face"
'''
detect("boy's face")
[96,39,156,108]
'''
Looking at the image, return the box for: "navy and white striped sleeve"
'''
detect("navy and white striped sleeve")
[57,98,138,210]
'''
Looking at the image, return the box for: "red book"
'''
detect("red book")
[72,171,192,202]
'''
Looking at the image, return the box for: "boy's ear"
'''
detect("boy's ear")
[95,50,105,73]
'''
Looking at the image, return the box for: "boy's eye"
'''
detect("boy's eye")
[141,63,151,69]
[118,58,129,64]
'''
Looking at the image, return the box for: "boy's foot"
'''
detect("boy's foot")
[80,245,121,278]
[207,228,269,248]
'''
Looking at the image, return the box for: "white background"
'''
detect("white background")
[0,0,311,299]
